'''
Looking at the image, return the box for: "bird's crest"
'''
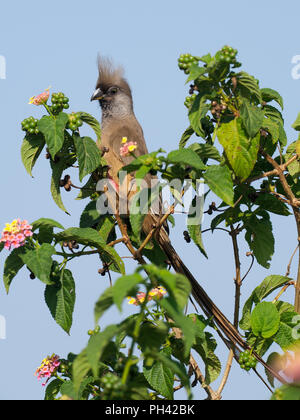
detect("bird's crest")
[96,56,131,97]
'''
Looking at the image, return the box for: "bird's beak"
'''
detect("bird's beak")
[90,88,104,101]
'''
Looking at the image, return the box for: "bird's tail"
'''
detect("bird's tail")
[155,227,285,383]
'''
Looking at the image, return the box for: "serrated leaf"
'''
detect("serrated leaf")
[255,194,290,216]
[262,118,279,144]
[236,72,262,103]
[50,159,70,214]
[3,247,26,293]
[143,351,174,400]
[94,287,114,323]
[73,350,91,393]
[32,218,65,231]
[45,268,76,334]
[20,243,56,285]
[187,196,207,258]
[217,118,260,181]
[21,133,45,176]
[251,302,280,338]
[37,113,68,159]
[261,88,284,110]
[73,134,102,182]
[189,142,221,162]
[86,325,119,376]
[167,148,206,170]
[244,214,274,268]
[203,164,234,206]
[76,175,96,200]
[179,126,194,149]
[240,275,291,331]
[44,378,62,401]
[188,95,210,138]
[78,112,101,140]
[240,99,264,138]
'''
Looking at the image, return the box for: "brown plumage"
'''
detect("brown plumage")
[91,57,285,383]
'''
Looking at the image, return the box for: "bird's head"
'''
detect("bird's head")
[91,57,133,116]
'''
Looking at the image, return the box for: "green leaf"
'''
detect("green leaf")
[271,384,300,401]
[32,218,65,231]
[44,378,62,400]
[217,118,260,181]
[56,227,124,274]
[79,201,103,228]
[73,134,102,182]
[189,142,221,162]
[45,268,76,334]
[179,126,194,149]
[187,196,207,258]
[21,133,45,177]
[261,88,284,110]
[143,350,174,399]
[292,112,300,131]
[112,273,144,311]
[251,302,280,338]
[50,159,70,214]
[138,321,169,353]
[94,287,114,323]
[20,243,56,285]
[78,112,101,140]
[240,275,291,331]
[60,381,78,400]
[72,350,91,393]
[37,113,69,159]
[203,164,234,206]
[3,247,26,293]
[76,175,96,200]
[236,72,262,103]
[86,325,119,376]
[167,148,206,171]
[188,95,210,138]
[244,215,275,268]
[261,118,279,144]
[240,99,264,138]
[255,194,290,216]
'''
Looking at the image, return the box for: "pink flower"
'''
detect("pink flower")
[0,219,33,251]
[29,87,50,106]
[127,286,167,306]
[35,354,61,386]
[120,140,138,157]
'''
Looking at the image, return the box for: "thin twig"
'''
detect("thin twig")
[286,244,300,277]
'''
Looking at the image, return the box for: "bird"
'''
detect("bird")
[90,56,284,383]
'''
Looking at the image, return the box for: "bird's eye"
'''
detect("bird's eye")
[109,87,118,95]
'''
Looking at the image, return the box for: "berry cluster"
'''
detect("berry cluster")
[100,373,126,400]
[50,92,70,114]
[217,46,239,65]
[184,93,197,109]
[21,116,39,135]
[67,112,83,132]
[178,54,199,74]
[211,100,227,120]
[239,350,257,371]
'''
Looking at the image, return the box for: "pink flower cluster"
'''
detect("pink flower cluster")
[35,354,61,386]
[128,286,167,306]
[0,219,33,250]
[120,137,138,157]
[29,87,50,106]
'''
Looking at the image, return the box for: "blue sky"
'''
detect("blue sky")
[0,0,299,400]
